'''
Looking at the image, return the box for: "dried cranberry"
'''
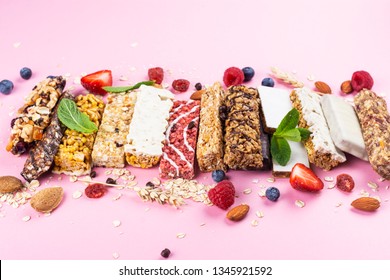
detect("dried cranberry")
[194,82,202,91]
[336,174,355,192]
[172,79,190,92]
[85,183,106,198]
[148,67,164,84]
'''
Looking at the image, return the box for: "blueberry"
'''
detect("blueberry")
[161,248,171,258]
[0,80,14,95]
[20,67,32,80]
[265,187,280,202]
[46,75,57,79]
[194,82,202,91]
[212,170,225,182]
[261,77,275,87]
[242,67,255,82]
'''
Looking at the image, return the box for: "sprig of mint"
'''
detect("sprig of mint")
[103,80,155,93]
[58,98,98,134]
[270,108,311,166]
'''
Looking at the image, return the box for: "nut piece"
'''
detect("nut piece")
[314,81,332,94]
[30,187,64,213]
[340,80,353,94]
[0,176,24,194]
[351,197,380,212]
[226,204,250,221]
[190,89,205,100]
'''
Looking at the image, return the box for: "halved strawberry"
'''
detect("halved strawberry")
[289,163,324,192]
[80,70,112,95]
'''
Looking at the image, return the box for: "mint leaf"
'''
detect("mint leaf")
[298,128,311,140]
[271,136,291,166]
[279,128,301,142]
[274,108,299,136]
[103,81,155,93]
[58,98,98,134]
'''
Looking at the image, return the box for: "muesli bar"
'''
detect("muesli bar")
[53,94,104,176]
[159,100,201,179]
[92,93,136,168]
[125,85,174,168]
[6,76,66,155]
[223,85,263,170]
[354,89,390,180]
[21,92,74,181]
[196,82,226,172]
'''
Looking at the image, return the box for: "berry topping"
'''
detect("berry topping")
[80,70,112,95]
[223,67,244,87]
[20,67,32,80]
[351,70,373,92]
[207,180,235,210]
[194,82,203,91]
[148,67,164,84]
[172,79,190,92]
[242,67,255,82]
[336,173,355,192]
[265,187,280,202]
[85,183,106,198]
[212,170,226,182]
[261,77,275,87]
[160,248,171,258]
[289,163,324,192]
[0,79,14,95]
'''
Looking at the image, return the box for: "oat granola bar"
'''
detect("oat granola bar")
[53,94,105,176]
[6,76,66,155]
[223,85,263,170]
[92,93,136,168]
[159,100,200,179]
[354,89,390,180]
[290,87,346,170]
[125,85,174,168]
[196,82,226,172]
[21,92,74,181]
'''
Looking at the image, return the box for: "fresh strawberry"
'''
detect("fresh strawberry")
[289,163,324,192]
[80,70,112,95]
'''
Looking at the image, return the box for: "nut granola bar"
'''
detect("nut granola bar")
[159,100,200,179]
[6,76,66,155]
[354,89,390,179]
[223,85,263,170]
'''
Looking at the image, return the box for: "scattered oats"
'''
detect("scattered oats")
[335,202,343,207]
[69,175,78,183]
[385,199,389,202]
[151,177,161,186]
[0,212,5,218]
[130,42,138,47]
[257,190,266,197]
[162,83,170,89]
[112,220,121,227]
[372,196,381,202]
[0,203,2,208]
[200,223,206,227]
[144,207,150,212]
[57,176,63,181]
[252,179,259,184]
[378,177,386,182]
[83,176,92,182]
[119,75,128,81]
[368,182,379,191]
[72,190,83,199]
[251,219,259,227]
[324,176,334,182]
[64,73,71,77]
[386,186,389,190]
[11,202,19,208]
[307,74,315,81]
[112,252,120,259]
[256,211,264,218]
[295,200,305,208]
[105,170,112,175]
[129,66,136,72]
[360,190,370,197]
[243,188,252,195]
[126,180,138,188]
[44,212,51,217]
[22,215,31,222]
[13,42,21,48]
[112,193,122,201]
[266,177,275,183]
[176,233,186,239]
[8,111,14,117]
[327,184,336,189]
[73,77,81,84]
[119,232,124,235]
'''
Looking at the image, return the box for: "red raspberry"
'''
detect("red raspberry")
[208,180,235,210]
[351,70,373,92]
[148,67,164,84]
[172,79,190,92]
[223,67,244,87]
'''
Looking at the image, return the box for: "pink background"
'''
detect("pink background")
[0,0,389,260]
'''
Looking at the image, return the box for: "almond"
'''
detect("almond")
[0,176,24,194]
[314,81,332,94]
[226,204,250,221]
[190,89,205,100]
[351,197,380,212]
[340,80,353,94]
[30,187,64,213]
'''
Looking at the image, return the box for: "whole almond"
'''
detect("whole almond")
[351,197,380,212]
[0,176,24,194]
[30,187,64,213]
[190,89,206,100]
[314,81,332,94]
[226,204,250,221]
[340,80,353,94]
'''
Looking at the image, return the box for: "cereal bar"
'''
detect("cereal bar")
[354,89,390,180]
[6,76,66,155]
[196,82,226,172]
[53,94,105,176]
[223,85,263,170]
[159,100,201,179]
[92,93,136,168]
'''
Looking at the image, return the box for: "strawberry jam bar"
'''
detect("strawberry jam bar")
[159,100,200,179]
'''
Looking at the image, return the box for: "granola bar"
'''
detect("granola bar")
[290,87,346,170]
[21,92,74,181]
[6,76,66,155]
[354,89,390,180]
[125,85,174,168]
[159,100,200,179]
[196,82,226,172]
[53,94,105,176]
[92,93,136,168]
[223,85,263,170]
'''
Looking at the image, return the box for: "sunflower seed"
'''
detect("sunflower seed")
[295,200,305,208]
